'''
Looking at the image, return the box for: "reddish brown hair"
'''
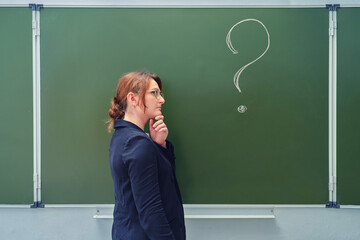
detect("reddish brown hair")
[107,72,162,132]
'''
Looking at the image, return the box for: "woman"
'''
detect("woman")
[108,72,186,240]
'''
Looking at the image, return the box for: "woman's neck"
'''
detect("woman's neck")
[123,114,147,131]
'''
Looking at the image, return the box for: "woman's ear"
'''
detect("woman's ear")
[126,92,139,107]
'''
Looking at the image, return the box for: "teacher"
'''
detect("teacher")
[107,72,186,240]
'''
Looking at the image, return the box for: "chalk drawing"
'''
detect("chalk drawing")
[226,19,270,113]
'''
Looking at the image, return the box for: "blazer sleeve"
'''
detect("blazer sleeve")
[122,135,176,240]
[155,140,176,171]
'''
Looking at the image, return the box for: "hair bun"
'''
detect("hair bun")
[109,99,124,120]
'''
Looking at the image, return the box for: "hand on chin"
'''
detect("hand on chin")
[149,114,168,148]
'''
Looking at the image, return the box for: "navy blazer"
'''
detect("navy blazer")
[109,120,185,240]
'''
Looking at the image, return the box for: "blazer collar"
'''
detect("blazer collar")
[114,119,144,132]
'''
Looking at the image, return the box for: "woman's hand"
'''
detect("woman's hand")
[149,115,168,148]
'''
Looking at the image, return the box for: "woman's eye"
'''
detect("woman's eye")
[151,91,158,96]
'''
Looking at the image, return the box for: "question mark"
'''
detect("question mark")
[226,19,270,113]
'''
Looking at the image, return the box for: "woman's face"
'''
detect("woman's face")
[143,79,165,119]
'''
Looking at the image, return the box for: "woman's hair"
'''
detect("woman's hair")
[107,71,162,132]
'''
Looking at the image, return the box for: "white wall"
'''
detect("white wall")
[0,0,360,7]
[1,206,360,240]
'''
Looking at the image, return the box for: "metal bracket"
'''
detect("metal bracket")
[333,4,340,11]
[29,4,43,36]
[29,3,36,10]
[29,3,43,11]
[326,201,340,208]
[326,4,340,36]
[325,4,340,12]
[30,201,45,208]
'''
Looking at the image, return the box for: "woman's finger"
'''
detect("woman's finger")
[155,123,166,132]
[155,115,164,121]
[155,127,168,134]
[158,127,168,133]
[152,120,164,129]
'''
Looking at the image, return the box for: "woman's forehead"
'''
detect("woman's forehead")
[148,79,160,89]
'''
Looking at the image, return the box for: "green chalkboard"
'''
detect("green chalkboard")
[40,8,329,204]
[0,8,33,204]
[338,8,360,205]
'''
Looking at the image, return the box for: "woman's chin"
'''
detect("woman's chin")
[156,109,162,115]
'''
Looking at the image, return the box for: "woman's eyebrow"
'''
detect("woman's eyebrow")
[150,88,160,91]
